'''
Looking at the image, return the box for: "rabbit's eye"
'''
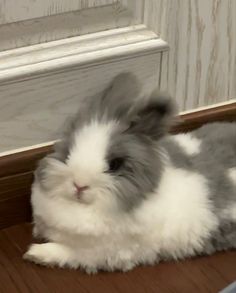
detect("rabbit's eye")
[108,157,124,172]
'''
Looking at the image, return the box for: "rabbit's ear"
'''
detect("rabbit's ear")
[100,72,141,120]
[128,91,177,139]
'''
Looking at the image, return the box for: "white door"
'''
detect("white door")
[0,0,167,154]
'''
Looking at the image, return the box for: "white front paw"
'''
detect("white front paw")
[24,242,76,268]
[24,244,51,266]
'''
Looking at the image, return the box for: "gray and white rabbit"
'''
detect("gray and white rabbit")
[24,73,236,273]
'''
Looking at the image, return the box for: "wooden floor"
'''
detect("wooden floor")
[0,224,235,293]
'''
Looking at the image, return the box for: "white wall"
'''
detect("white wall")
[145,0,236,111]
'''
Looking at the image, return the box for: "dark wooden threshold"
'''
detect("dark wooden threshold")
[0,102,235,229]
[172,102,236,133]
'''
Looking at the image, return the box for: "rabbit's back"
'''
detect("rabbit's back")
[160,122,236,253]
[194,122,236,169]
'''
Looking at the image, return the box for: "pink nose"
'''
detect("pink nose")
[74,183,89,194]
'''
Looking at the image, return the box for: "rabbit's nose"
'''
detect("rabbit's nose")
[73,183,89,194]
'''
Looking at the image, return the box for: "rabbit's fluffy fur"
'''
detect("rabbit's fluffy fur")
[24,73,236,273]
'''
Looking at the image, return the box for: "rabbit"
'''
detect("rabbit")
[24,73,236,273]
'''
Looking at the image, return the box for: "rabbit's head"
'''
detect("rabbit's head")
[35,73,176,212]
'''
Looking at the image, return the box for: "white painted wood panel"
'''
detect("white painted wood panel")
[0,53,161,153]
[0,0,119,25]
[0,25,160,73]
[145,0,236,111]
[0,24,167,82]
[0,0,144,51]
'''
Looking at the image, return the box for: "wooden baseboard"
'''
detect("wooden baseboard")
[172,102,236,134]
[0,102,235,230]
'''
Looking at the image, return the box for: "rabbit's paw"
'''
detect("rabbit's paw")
[24,243,73,268]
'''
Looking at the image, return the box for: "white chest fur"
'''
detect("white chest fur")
[31,164,219,266]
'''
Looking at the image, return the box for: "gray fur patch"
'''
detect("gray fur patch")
[49,72,142,163]
[51,74,177,165]
[202,221,236,254]
[129,91,177,139]
[160,122,236,253]
[159,136,193,169]
[107,133,163,211]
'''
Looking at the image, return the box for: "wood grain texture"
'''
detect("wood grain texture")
[145,0,236,111]
[0,223,236,292]
[0,146,52,177]
[0,0,144,51]
[0,103,235,229]
[0,25,165,80]
[0,194,31,230]
[171,101,236,133]
[0,53,161,153]
[0,0,119,25]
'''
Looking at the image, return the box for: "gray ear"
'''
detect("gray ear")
[100,72,141,120]
[129,91,177,139]
[51,73,141,160]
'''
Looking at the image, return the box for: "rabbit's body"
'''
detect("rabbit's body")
[24,74,236,273]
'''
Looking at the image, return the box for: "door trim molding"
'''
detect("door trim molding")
[0,24,168,83]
